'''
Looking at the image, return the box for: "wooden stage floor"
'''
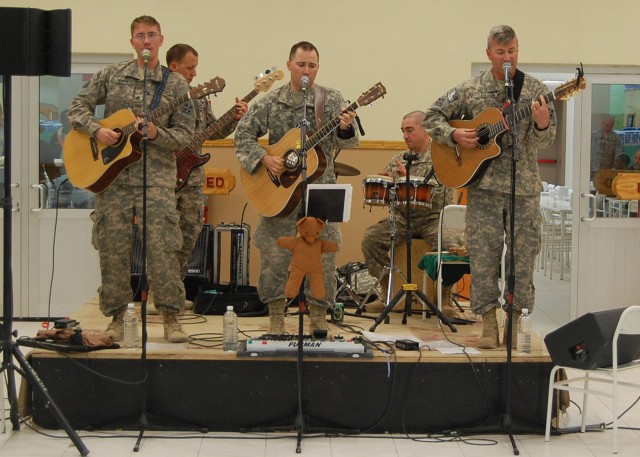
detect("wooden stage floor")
[22,299,555,435]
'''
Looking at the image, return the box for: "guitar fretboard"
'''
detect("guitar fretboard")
[304,100,359,152]
[120,90,196,137]
[184,89,259,153]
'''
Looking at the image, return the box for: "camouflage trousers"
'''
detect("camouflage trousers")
[175,184,204,278]
[91,184,184,316]
[466,188,541,315]
[254,213,341,307]
[361,213,440,281]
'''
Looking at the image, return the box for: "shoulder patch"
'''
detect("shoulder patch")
[447,89,458,102]
[434,95,446,107]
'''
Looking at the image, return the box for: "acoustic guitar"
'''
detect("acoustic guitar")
[240,82,387,217]
[611,171,640,200]
[175,69,284,191]
[431,67,586,188]
[64,77,226,193]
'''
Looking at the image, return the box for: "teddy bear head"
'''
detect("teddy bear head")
[297,216,325,243]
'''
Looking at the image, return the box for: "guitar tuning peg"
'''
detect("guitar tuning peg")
[265,69,271,74]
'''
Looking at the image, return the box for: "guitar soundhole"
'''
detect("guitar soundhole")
[283,150,300,170]
[113,129,124,147]
[476,124,492,149]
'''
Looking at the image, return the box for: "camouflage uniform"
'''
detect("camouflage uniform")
[590,127,624,179]
[68,60,196,316]
[424,70,556,315]
[361,147,453,284]
[176,96,237,277]
[235,84,359,307]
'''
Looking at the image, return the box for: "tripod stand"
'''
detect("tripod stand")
[354,186,406,320]
[1,76,89,455]
[369,155,456,333]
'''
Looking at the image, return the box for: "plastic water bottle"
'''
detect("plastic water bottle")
[123,303,138,349]
[517,308,532,355]
[223,305,238,352]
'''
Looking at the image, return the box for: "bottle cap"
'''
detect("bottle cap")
[127,303,135,309]
[521,308,529,315]
[227,305,233,311]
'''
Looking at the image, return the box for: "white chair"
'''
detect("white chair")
[595,192,608,218]
[627,200,638,218]
[540,207,572,280]
[608,198,630,218]
[544,306,640,454]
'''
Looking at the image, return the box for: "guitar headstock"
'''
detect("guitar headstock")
[356,82,387,107]
[555,64,587,101]
[191,77,226,98]
[357,83,387,106]
[254,68,284,93]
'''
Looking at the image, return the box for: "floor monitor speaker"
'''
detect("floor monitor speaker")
[544,307,640,370]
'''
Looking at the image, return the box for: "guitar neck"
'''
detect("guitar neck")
[305,100,359,152]
[490,89,555,138]
[187,89,259,152]
[120,90,197,137]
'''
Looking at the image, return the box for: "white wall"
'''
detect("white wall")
[3,0,639,140]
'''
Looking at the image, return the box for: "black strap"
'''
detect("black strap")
[150,66,170,111]
[512,68,525,103]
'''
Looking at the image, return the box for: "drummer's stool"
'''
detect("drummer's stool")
[393,239,436,306]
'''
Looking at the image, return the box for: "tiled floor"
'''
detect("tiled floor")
[2,264,640,456]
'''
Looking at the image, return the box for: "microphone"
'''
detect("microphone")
[300,75,310,92]
[502,62,512,86]
[142,48,151,66]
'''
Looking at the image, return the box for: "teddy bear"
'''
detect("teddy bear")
[276,216,339,300]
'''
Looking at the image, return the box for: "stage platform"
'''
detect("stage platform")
[21,299,555,435]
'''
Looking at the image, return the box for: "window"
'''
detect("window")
[590,83,640,218]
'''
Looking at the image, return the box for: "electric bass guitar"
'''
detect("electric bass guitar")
[64,77,226,193]
[431,67,586,188]
[175,69,284,191]
[240,82,387,217]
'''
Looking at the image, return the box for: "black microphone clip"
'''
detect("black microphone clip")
[403,152,418,162]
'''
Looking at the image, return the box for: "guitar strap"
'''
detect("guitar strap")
[313,84,326,129]
[150,66,170,111]
[512,68,525,103]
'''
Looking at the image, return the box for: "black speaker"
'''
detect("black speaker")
[0,7,71,76]
[544,307,640,370]
[130,224,213,300]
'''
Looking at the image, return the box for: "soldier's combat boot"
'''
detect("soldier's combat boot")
[477,307,499,349]
[268,299,287,335]
[308,304,329,336]
[160,306,188,343]
[105,305,127,341]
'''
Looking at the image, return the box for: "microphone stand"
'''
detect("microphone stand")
[293,79,310,453]
[369,155,456,333]
[134,55,151,452]
[501,68,519,455]
[1,76,89,455]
